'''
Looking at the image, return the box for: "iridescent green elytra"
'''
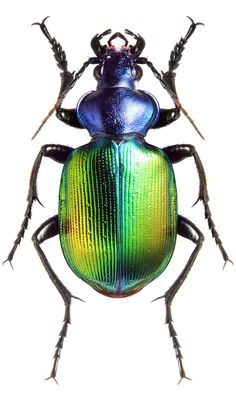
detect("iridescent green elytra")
[59,135,177,297]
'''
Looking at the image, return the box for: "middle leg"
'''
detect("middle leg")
[3,144,73,267]
[163,144,232,266]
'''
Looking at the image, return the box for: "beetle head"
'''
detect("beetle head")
[91,29,145,89]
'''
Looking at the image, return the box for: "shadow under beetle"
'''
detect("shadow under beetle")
[4,16,232,383]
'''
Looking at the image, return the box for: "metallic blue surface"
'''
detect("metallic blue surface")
[97,51,136,89]
[77,87,159,136]
[76,50,160,136]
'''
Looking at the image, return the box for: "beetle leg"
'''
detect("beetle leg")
[32,215,84,382]
[31,17,97,139]
[152,215,204,383]
[163,144,233,267]
[3,144,74,268]
[32,16,68,72]
[153,108,180,128]
[32,16,74,95]
[162,17,204,95]
[56,108,84,128]
[140,18,203,98]
[140,19,204,139]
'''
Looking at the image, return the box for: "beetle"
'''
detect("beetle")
[4,16,232,383]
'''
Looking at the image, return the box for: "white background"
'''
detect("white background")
[0,1,235,392]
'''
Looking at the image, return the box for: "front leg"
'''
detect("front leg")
[143,18,203,98]
[32,17,94,137]
[3,144,74,267]
[142,18,204,138]
[32,16,74,96]
[162,17,204,96]
[162,18,205,139]
[164,144,232,266]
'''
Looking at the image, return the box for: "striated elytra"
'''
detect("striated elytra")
[59,136,177,297]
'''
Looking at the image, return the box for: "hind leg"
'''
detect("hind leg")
[152,215,204,382]
[32,215,83,382]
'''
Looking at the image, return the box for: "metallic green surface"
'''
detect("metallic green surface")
[59,135,177,297]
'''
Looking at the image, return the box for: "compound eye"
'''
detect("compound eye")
[93,65,101,81]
